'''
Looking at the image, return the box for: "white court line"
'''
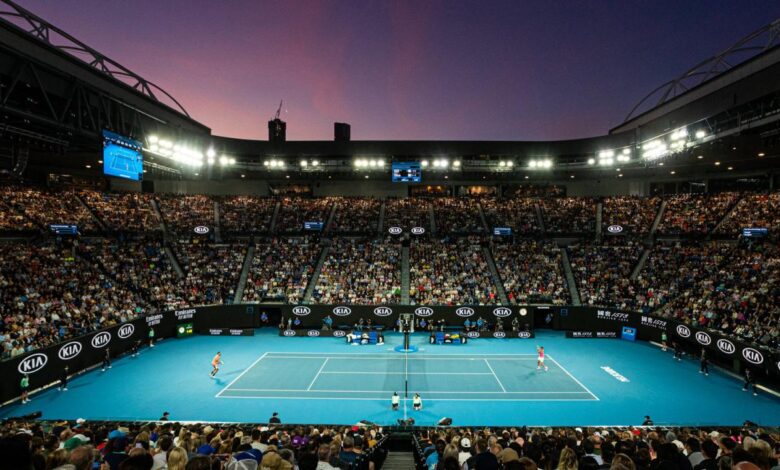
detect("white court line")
[264,352,537,357]
[484,359,507,393]
[224,388,590,394]
[319,371,494,375]
[546,355,600,401]
[216,396,595,401]
[307,358,330,391]
[263,355,538,361]
[215,352,268,398]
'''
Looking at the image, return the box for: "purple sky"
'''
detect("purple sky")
[22,1,780,141]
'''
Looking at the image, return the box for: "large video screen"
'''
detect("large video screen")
[102,130,143,181]
[392,162,422,182]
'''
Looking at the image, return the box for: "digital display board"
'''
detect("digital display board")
[49,224,78,236]
[493,227,512,236]
[304,221,324,231]
[102,130,143,181]
[392,162,422,182]
[742,228,768,238]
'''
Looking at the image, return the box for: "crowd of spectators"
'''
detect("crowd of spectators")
[410,239,500,305]
[172,242,245,305]
[330,198,381,234]
[432,198,486,234]
[658,192,740,236]
[0,420,387,470]
[243,239,321,304]
[1,241,146,359]
[0,199,37,232]
[602,196,661,234]
[89,239,187,312]
[0,186,99,232]
[80,191,160,232]
[491,240,569,305]
[384,198,431,231]
[482,198,540,235]
[218,196,276,234]
[568,241,645,310]
[634,243,735,314]
[157,195,215,236]
[312,238,401,304]
[275,198,334,233]
[657,240,780,349]
[415,424,780,470]
[717,192,780,236]
[540,198,596,233]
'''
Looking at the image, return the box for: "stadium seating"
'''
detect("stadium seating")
[2,186,780,357]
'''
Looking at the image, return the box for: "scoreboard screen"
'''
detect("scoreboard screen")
[493,227,512,236]
[392,162,422,182]
[304,221,324,231]
[742,228,768,238]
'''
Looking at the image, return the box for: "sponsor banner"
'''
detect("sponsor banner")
[278,305,536,330]
[595,309,630,323]
[277,329,349,338]
[194,226,210,234]
[566,330,620,339]
[0,316,150,403]
[668,318,772,370]
[205,328,255,336]
[459,331,534,339]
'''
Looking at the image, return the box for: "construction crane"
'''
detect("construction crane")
[274,100,283,121]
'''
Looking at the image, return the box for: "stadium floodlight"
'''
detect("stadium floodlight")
[148,135,159,144]
[207,156,215,165]
[617,155,630,163]
[695,130,706,139]
[377,159,385,167]
[598,150,614,159]
[499,161,506,167]
[300,160,308,167]
[453,160,461,168]
[421,160,429,167]
[150,144,159,152]
[206,148,216,158]
[599,158,614,166]
[159,139,173,149]
[528,160,538,169]
[670,128,688,140]
[312,160,319,166]
[219,156,228,165]
[264,160,270,166]
[622,148,631,155]
[506,161,513,167]
[587,158,596,165]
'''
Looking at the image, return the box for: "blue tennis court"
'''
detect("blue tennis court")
[216,352,597,401]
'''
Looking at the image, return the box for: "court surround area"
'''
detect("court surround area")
[1,329,778,426]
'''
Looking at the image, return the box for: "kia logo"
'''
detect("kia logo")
[716,338,735,355]
[742,348,764,365]
[194,226,210,234]
[415,307,433,317]
[282,330,296,337]
[455,307,475,317]
[388,227,402,235]
[292,306,311,316]
[18,353,48,374]
[518,331,532,338]
[519,308,528,316]
[493,307,511,318]
[695,331,711,346]
[91,331,112,348]
[411,227,425,235]
[675,325,691,338]
[307,330,320,337]
[333,330,346,337]
[118,324,135,339]
[607,225,624,233]
[493,332,506,338]
[466,331,480,338]
[332,306,352,316]
[58,342,82,360]
[373,307,392,317]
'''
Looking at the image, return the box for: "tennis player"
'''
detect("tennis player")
[210,352,223,378]
[537,346,548,371]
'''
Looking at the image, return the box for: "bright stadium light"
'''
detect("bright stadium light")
[300,160,308,167]
[587,158,596,165]
[311,160,319,166]
[264,160,270,167]
[622,148,631,155]
[499,161,506,167]
[219,156,228,165]
[506,161,513,167]
[453,160,461,168]
[528,160,538,169]
[206,148,216,158]
[148,135,159,144]
[695,130,706,139]
[421,160,429,167]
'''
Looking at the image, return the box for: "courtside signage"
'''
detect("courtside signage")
[91,331,111,348]
[18,353,47,374]
[58,341,82,360]
[292,306,311,316]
